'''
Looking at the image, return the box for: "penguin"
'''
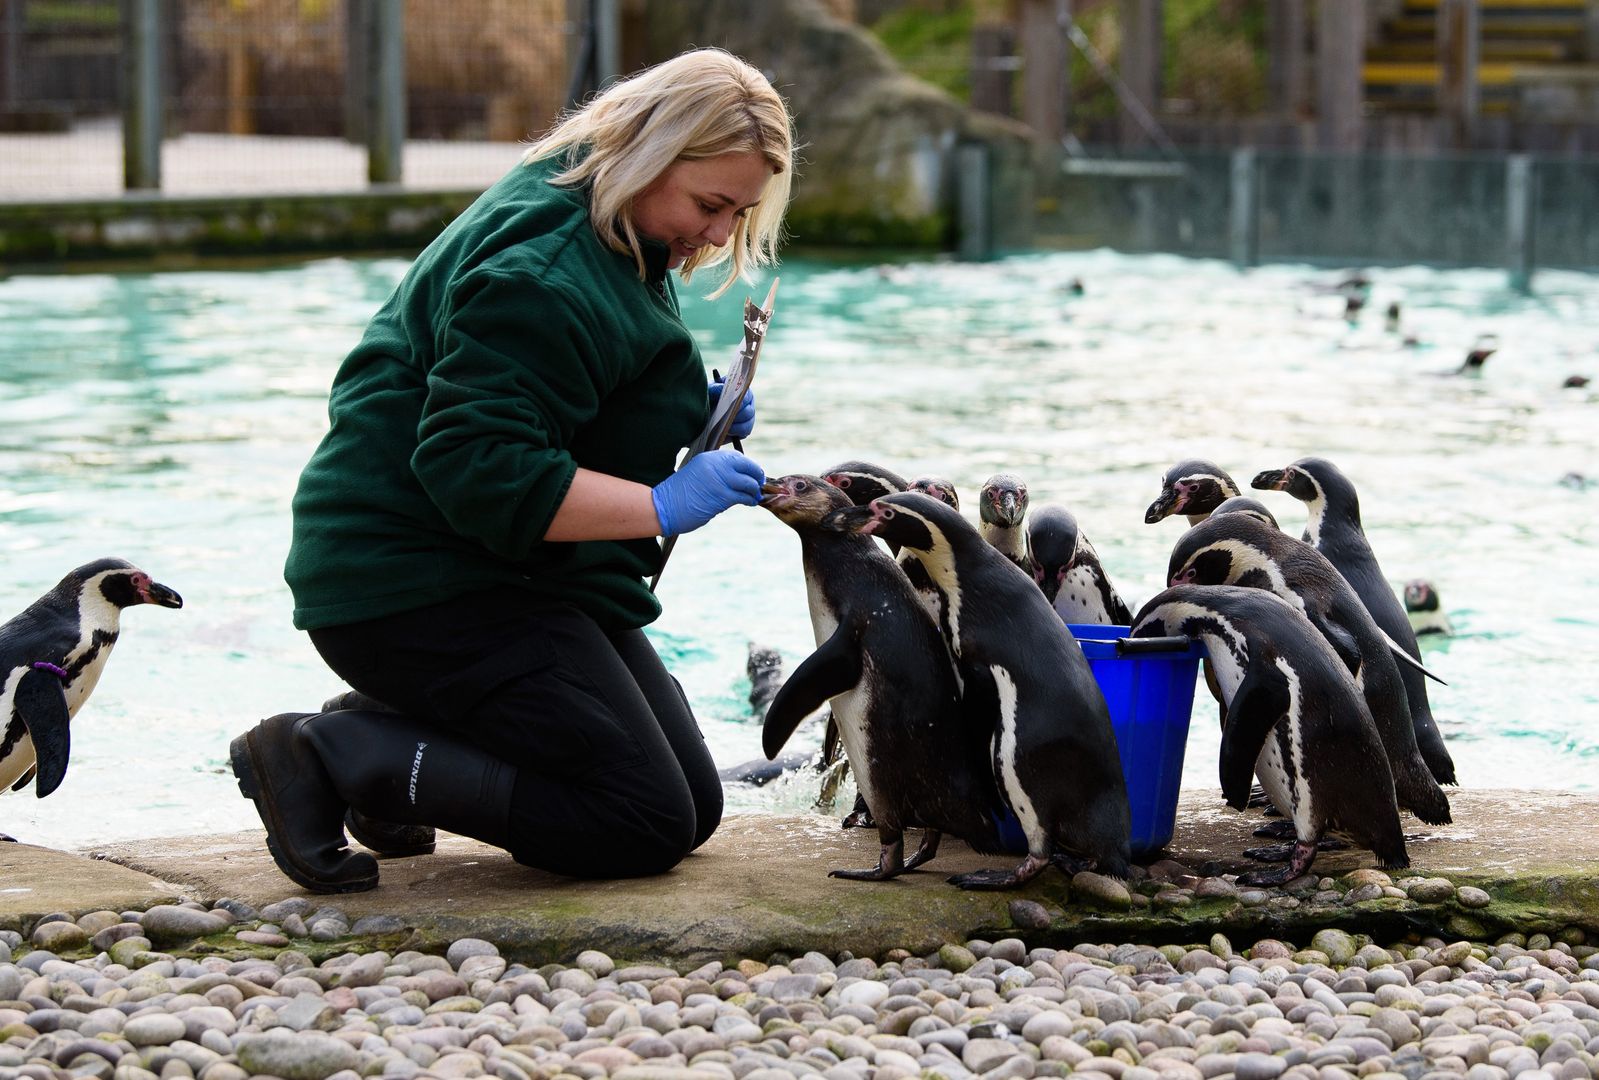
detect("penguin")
[746,643,784,716]
[760,475,1006,880]
[1563,375,1590,389]
[1343,292,1365,323]
[1209,495,1280,529]
[909,476,960,510]
[1131,585,1408,884]
[1026,504,1133,625]
[978,473,1031,573]
[1252,456,1456,785]
[832,492,1132,887]
[0,559,183,805]
[1145,460,1243,525]
[1456,334,1497,375]
[1166,513,1451,826]
[1384,301,1402,335]
[822,460,910,509]
[1404,579,1453,638]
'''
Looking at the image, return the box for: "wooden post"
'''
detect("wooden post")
[367,0,404,185]
[122,0,163,191]
[1229,148,1258,268]
[225,38,256,135]
[956,142,993,261]
[1118,0,1161,149]
[344,0,370,143]
[592,0,621,87]
[1020,0,1067,147]
[1315,0,1365,152]
[1506,154,1535,294]
[1587,2,1599,64]
[970,0,1015,118]
[1266,0,1305,117]
[3,0,24,112]
[1438,0,1479,149]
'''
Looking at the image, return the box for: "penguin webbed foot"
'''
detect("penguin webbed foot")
[1252,819,1299,840]
[840,793,876,830]
[829,837,906,881]
[1048,851,1097,876]
[947,851,1050,890]
[0,832,15,843]
[1236,840,1320,886]
[1243,837,1348,862]
[901,829,942,871]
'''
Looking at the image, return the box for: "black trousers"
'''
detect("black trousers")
[308,589,723,878]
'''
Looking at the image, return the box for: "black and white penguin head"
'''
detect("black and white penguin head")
[1145,459,1240,523]
[1461,334,1498,373]
[834,491,963,557]
[1208,495,1279,529]
[57,558,184,614]
[821,460,910,506]
[1403,579,1441,614]
[909,476,960,511]
[1025,504,1081,602]
[1166,513,1283,589]
[978,473,1028,528]
[1254,456,1359,524]
[759,474,851,530]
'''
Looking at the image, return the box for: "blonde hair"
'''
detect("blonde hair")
[523,48,794,297]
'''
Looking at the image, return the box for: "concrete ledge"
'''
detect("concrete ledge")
[0,188,481,265]
[4,790,1598,965]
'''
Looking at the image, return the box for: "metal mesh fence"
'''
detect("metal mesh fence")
[0,0,571,200]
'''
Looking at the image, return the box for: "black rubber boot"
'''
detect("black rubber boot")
[229,712,380,894]
[317,691,438,858]
[303,710,516,850]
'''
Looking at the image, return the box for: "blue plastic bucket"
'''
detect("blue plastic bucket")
[993,624,1205,859]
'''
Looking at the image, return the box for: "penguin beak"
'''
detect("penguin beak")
[1144,488,1178,523]
[1251,468,1289,492]
[143,581,184,609]
[825,505,876,534]
[759,479,787,507]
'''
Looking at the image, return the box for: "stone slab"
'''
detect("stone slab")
[4,789,1597,965]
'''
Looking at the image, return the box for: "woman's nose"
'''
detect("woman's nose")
[703,214,733,247]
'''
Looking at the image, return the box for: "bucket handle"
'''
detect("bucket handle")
[1115,635,1192,655]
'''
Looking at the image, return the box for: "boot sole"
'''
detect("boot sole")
[230,728,379,894]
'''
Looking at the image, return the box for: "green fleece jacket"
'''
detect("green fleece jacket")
[285,157,707,632]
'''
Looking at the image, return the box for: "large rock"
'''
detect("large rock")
[644,0,1032,248]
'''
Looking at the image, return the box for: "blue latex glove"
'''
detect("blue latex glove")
[707,377,757,441]
[652,449,766,537]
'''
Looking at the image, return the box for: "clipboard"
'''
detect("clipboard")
[650,278,779,594]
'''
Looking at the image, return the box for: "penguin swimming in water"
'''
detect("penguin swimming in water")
[1384,301,1402,335]
[760,476,1006,880]
[1026,504,1133,625]
[0,559,183,817]
[1145,460,1243,526]
[978,474,1032,573]
[1166,514,1451,826]
[1454,334,1497,376]
[1131,585,1409,884]
[834,492,1132,887]
[1252,457,1456,785]
[1404,579,1453,637]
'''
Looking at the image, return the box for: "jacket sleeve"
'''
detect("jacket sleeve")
[415,267,614,560]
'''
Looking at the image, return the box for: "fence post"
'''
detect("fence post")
[1118,0,1161,149]
[1506,154,1536,294]
[592,0,622,87]
[4,0,24,112]
[1019,0,1065,147]
[345,0,371,143]
[122,0,163,191]
[956,142,993,261]
[1316,0,1365,151]
[1229,148,1258,268]
[367,0,404,185]
[1438,0,1480,149]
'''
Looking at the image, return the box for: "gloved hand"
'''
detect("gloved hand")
[707,376,756,441]
[652,449,766,537]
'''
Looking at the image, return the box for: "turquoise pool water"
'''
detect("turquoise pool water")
[1,250,1595,849]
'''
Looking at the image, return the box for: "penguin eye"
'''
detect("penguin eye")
[882,508,896,519]
[795,480,809,492]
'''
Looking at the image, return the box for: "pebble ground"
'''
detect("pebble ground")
[4,871,1599,1080]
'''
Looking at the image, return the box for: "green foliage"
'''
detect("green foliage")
[869,2,977,103]
[24,2,119,29]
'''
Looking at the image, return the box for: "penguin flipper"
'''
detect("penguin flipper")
[1218,664,1292,811]
[11,766,36,793]
[1306,610,1362,676]
[1381,629,1448,685]
[15,666,71,798]
[761,626,862,760]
